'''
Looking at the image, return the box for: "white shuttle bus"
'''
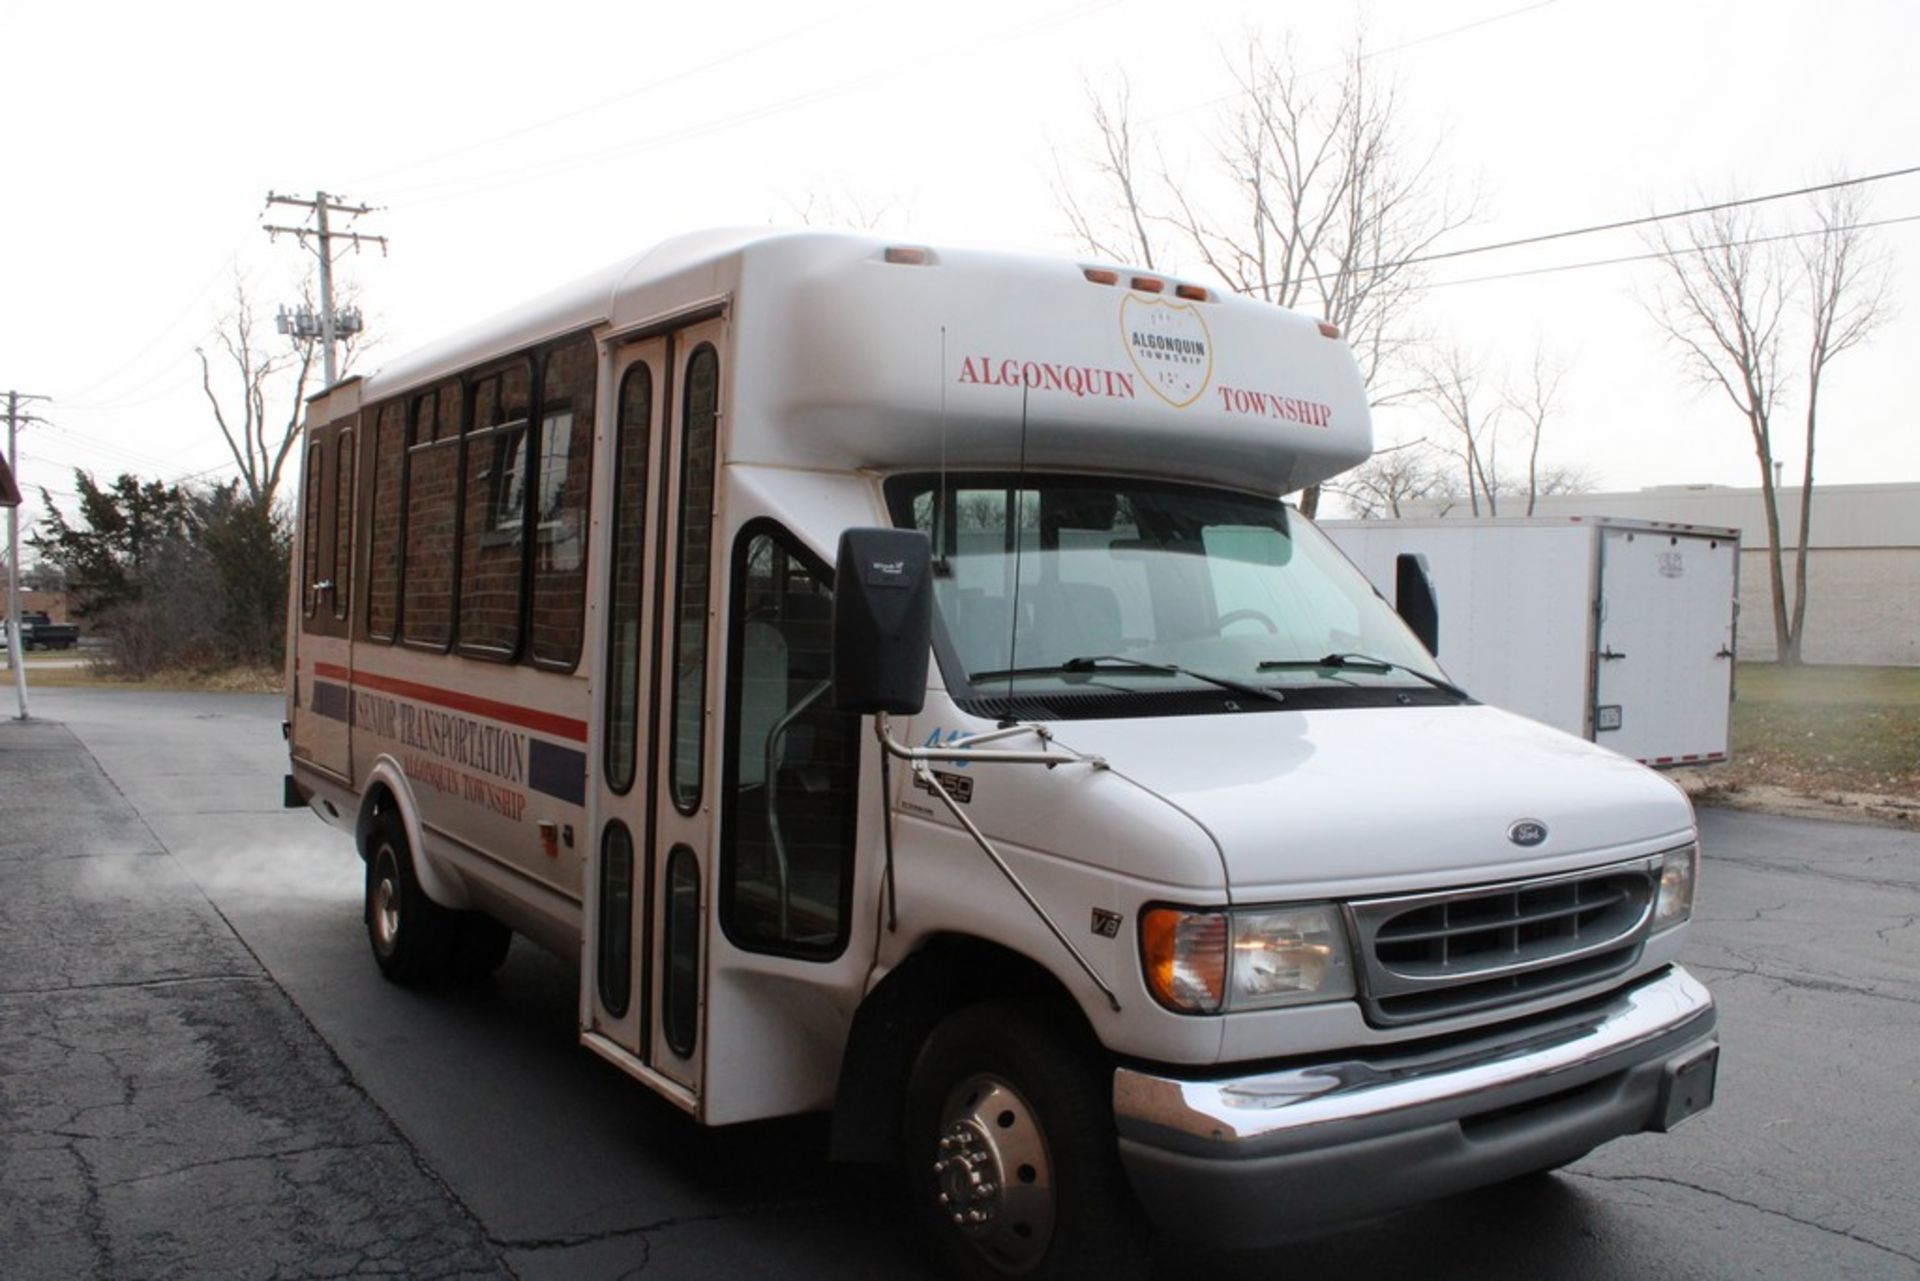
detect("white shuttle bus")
[286,230,1718,1279]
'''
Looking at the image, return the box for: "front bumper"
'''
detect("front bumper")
[1113,965,1717,1247]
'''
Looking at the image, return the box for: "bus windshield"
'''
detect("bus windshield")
[889,473,1450,710]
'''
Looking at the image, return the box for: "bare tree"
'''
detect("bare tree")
[1502,346,1567,516]
[1645,185,1891,664]
[195,273,366,512]
[1056,76,1160,270]
[1327,441,1446,518]
[788,187,905,232]
[1415,345,1503,516]
[1788,184,1892,654]
[1056,32,1473,514]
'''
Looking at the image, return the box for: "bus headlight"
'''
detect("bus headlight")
[1142,904,1356,1013]
[1652,843,1699,932]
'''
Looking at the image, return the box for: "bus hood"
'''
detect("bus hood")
[1049,704,1695,900]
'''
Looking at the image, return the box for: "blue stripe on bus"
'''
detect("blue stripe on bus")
[312,681,351,723]
[529,739,587,805]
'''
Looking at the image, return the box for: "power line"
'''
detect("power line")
[1232,164,1920,296]
[384,0,1123,209]
[1387,165,1920,273]
[351,1,879,189]
[1419,211,1920,291]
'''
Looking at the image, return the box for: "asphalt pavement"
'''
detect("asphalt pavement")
[0,715,500,1278]
[5,691,1920,1280]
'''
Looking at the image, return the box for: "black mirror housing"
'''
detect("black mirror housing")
[1395,552,1440,657]
[832,528,933,715]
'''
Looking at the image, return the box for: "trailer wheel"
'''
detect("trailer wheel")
[905,1000,1147,1281]
[364,811,455,985]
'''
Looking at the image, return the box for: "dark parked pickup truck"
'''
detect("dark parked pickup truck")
[5,611,80,650]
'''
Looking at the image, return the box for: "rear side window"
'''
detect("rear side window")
[402,381,462,648]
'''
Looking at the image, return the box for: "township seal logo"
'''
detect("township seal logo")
[1120,294,1213,408]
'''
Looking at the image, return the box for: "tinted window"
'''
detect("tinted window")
[366,401,404,640]
[530,337,596,668]
[722,527,859,959]
[669,344,719,813]
[604,363,653,795]
[459,362,531,656]
[402,381,462,647]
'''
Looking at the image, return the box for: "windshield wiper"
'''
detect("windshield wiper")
[970,654,1285,705]
[1256,652,1470,700]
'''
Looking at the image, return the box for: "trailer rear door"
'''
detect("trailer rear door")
[1593,526,1738,765]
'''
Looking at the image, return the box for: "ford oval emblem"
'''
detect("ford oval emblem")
[1508,819,1549,848]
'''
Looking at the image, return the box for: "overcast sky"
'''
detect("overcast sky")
[3,0,1915,544]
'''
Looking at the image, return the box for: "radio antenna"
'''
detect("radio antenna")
[1004,379,1031,701]
[936,325,949,572]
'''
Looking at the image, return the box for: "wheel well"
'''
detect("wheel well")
[355,782,401,862]
[827,935,1100,1165]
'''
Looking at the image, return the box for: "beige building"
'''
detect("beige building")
[1387,482,1920,666]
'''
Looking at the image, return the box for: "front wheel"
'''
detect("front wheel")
[905,1000,1149,1281]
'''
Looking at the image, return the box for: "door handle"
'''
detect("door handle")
[1715,646,1734,659]
[1600,646,1627,661]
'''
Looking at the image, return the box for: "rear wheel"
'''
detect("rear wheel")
[905,1000,1148,1281]
[450,912,514,982]
[364,811,456,985]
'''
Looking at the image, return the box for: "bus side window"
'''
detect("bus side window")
[530,336,596,669]
[301,440,324,620]
[332,427,354,622]
[720,525,860,960]
[366,401,405,641]
[459,361,531,657]
[402,380,462,649]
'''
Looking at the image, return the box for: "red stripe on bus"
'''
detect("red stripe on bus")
[312,661,588,742]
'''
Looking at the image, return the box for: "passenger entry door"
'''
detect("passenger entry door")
[584,322,724,1106]
[292,413,356,784]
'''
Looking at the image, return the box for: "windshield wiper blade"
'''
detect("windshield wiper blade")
[1256,652,1470,700]
[970,654,1284,705]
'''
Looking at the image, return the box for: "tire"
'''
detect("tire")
[364,811,456,985]
[904,1000,1149,1281]
[448,912,514,983]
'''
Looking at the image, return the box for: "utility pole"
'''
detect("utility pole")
[4,390,51,720]
[263,191,387,388]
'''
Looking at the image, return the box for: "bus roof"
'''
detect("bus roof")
[351,229,1374,496]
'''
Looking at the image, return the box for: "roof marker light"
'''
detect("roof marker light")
[1175,283,1210,302]
[884,246,929,265]
[1084,268,1120,285]
[1131,275,1165,294]
[1317,321,1341,338]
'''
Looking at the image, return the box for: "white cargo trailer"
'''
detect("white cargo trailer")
[1324,517,1740,766]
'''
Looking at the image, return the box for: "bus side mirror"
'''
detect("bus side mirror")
[1395,552,1440,657]
[832,528,933,715]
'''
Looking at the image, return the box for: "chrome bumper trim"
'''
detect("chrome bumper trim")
[1114,966,1713,1153]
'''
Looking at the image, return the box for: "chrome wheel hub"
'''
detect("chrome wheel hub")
[372,850,401,956]
[931,1075,1054,1270]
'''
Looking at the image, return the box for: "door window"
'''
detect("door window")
[721,525,860,959]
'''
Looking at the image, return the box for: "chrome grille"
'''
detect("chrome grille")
[1348,860,1657,1026]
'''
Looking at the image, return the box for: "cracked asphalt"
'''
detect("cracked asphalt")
[4,689,1918,1279]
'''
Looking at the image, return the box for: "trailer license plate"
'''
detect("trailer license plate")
[1596,704,1623,732]
[1657,1042,1718,1131]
